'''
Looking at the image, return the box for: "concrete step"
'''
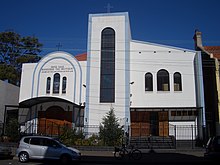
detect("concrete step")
[129,136,175,149]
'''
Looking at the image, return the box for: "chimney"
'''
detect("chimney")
[193,29,203,50]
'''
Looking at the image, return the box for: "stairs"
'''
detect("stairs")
[129,136,175,149]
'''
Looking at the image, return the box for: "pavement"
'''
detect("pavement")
[10,146,219,164]
[81,148,205,157]
[12,148,215,164]
[78,149,217,165]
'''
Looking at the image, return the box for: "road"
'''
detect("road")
[0,150,218,165]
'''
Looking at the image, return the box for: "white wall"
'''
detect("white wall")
[85,13,131,128]
[79,61,87,105]
[19,51,84,105]
[19,63,36,102]
[130,40,197,108]
[169,121,197,140]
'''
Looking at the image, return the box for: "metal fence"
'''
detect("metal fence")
[1,122,204,149]
[82,124,201,149]
[0,122,3,136]
[169,124,200,149]
[19,123,199,138]
[169,124,198,140]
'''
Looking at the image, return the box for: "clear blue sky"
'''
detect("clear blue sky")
[1,0,220,55]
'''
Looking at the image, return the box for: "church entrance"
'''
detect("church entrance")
[150,112,159,136]
[130,110,168,137]
[38,106,72,135]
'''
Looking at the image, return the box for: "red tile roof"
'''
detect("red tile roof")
[74,53,87,61]
[204,46,220,59]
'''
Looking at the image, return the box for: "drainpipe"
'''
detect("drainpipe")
[215,58,220,136]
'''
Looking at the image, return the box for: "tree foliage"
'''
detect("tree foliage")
[99,108,123,146]
[5,118,20,142]
[59,126,84,146]
[0,31,42,85]
[0,64,17,84]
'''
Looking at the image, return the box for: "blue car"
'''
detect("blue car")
[16,136,81,164]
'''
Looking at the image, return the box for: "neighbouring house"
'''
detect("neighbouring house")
[0,80,19,136]
[194,30,220,137]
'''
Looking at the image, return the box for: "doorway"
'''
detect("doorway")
[150,112,159,136]
[130,110,169,137]
[38,106,72,135]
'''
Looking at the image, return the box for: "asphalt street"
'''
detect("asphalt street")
[0,149,218,165]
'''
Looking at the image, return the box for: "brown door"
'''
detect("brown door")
[130,122,140,137]
[131,111,169,137]
[38,118,72,135]
[131,111,150,137]
[158,111,169,136]
[38,106,72,135]
[140,122,150,137]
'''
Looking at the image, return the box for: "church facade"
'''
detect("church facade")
[19,12,205,140]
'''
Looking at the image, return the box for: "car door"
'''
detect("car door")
[39,138,50,159]
[29,137,45,159]
[43,138,62,159]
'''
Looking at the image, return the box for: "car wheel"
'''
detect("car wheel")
[60,154,71,164]
[19,152,29,163]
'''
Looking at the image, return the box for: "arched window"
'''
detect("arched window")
[145,73,153,91]
[62,77,67,93]
[46,77,51,94]
[100,27,115,102]
[157,69,170,91]
[53,73,60,94]
[174,72,182,91]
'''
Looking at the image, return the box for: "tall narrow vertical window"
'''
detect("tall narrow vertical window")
[145,73,153,91]
[46,77,51,94]
[174,72,182,91]
[62,77,67,93]
[100,27,115,103]
[53,73,60,94]
[157,69,170,91]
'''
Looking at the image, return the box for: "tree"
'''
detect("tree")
[0,64,17,84]
[5,118,20,142]
[0,31,42,85]
[99,108,123,146]
[59,126,84,146]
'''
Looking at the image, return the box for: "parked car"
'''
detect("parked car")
[16,136,81,164]
[0,144,12,158]
[204,136,220,158]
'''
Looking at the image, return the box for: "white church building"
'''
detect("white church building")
[18,12,205,140]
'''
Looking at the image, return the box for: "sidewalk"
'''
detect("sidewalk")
[81,148,205,157]
[79,149,212,165]
[12,146,205,157]
[12,148,215,164]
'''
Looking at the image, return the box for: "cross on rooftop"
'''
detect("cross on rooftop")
[105,3,113,13]
[56,42,62,51]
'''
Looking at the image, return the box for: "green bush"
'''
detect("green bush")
[5,118,20,142]
[99,108,123,146]
[59,126,84,146]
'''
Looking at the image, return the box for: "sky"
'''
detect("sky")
[0,0,220,56]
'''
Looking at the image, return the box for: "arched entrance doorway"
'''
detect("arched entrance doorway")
[19,97,84,136]
[38,106,72,136]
